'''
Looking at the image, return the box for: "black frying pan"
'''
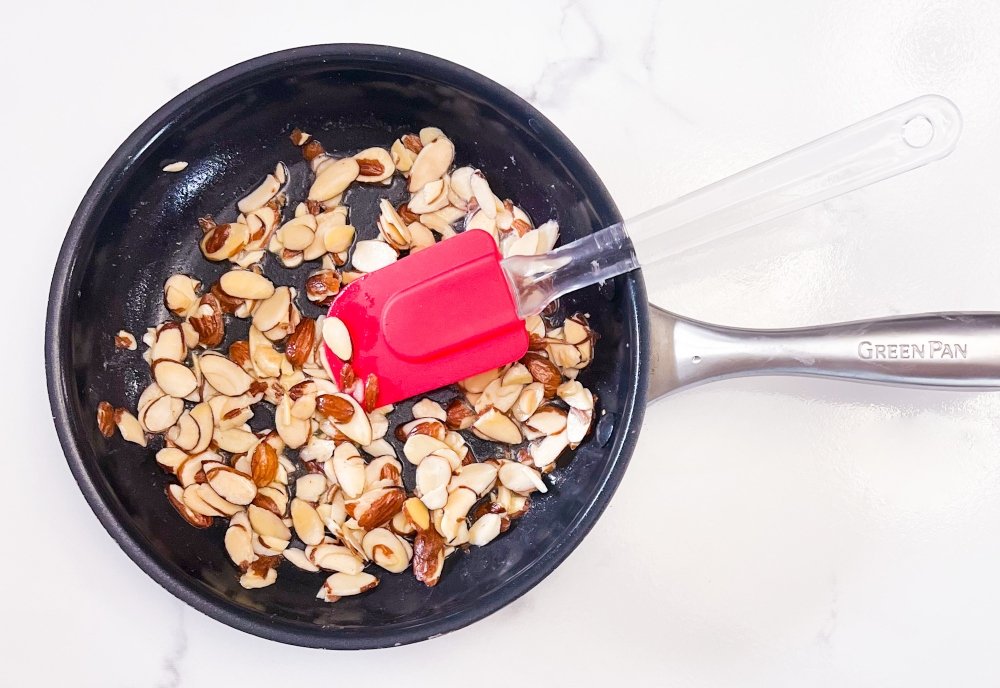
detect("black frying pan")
[45,44,648,649]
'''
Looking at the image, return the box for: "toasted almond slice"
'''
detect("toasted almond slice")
[332,442,367,499]
[248,503,291,540]
[308,544,362,574]
[402,497,431,532]
[512,382,544,422]
[362,528,411,573]
[502,363,533,387]
[525,406,568,435]
[470,171,498,219]
[275,396,310,449]
[238,174,280,214]
[403,434,451,466]
[291,498,325,546]
[240,566,278,589]
[440,487,477,543]
[152,359,198,398]
[176,453,207,487]
[557,380,595,410]
[214,426,258,453]
[412,398,447,422]
[566,407,593,447]
[390,138,416,173]
[284,547,320,572]
[347,486,405,530]
[354,147,395,183]
[224,520,254,568]
[156,447,187,473]
[162,161,188,173]
[295,474,329,503]
[115,410,147,446]
[468,513,502,547]
[141,394,183,433]
[460,367,502,394]
[449,166,475,203]
[278,214,317,251]
[472,408,522,444]
[166,410,201,451]
[407,178,450,214]
[408,137,454,192]
[419,127,445,145]
[415,455,452,509]
[498,460,547,495]
[206,466,257,505]
[529,430,569,468]
[317,572,379,602]
[323,224,356,254]
[188,402,214,454]
[151,323,187,362]
[197,483,243,516]
[252,286,292,333]
[351,240,397,273]
[376,199,411,250]
[309,158,360,202]
[365,456,403,489]
[199,352,254,396]
[448,462,498,497]
[329,394,372,446]
[200,222,250,261]
[166,483,212,528]
[407,221,436,253]
[219,270,275,300]
[164,274,201,317]
[182,483,227,518]
[321,316,352,361]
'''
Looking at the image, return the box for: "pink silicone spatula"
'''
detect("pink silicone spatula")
[327,95,961,405]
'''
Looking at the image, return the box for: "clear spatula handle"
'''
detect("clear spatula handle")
[503,95,962,317]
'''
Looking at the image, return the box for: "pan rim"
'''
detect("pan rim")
[44,43,650,649]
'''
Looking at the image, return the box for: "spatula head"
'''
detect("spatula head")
[326,229,529,406]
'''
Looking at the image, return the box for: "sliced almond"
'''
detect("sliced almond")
[224,518,254,568]
[309,157,360,202]
[362,528,412,573]
[468,513,502,547]
[219,270,275,300]
[317,572,379,602]
[141,394,183,433]
[332,443,367,498]
[411,398,447,422]
[206,466,257,506]
[354,147,395,183]
[284,548,320,572]
[248,503,291,541]
[252,286,292,333]
[328,393,372,446]
[199,352,254,396]
[448,462,498,497]
[528,430,569,468]
[152,359,199,398]
[498,460,547,495]
[472,408,522,444]
[115,409,147,446]
[415,455,452,510]
[351,240,397,273]
[321,317,352,361]
[238,174,280,214]
[408,137,454,192]
[403,434,451,466]
[291,498,325,546]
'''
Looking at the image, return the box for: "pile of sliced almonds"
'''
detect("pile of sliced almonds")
[99,126,597,601]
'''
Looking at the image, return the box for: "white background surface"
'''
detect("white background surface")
[6,1,1000,685]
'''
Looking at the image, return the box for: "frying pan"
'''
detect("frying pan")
[45,44,985,650]
[46,44,646,649]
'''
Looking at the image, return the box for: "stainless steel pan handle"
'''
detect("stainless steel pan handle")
[648,306,1000,400]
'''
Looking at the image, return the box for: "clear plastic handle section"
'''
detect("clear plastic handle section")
[502,95,962,318]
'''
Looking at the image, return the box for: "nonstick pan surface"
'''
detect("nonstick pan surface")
[45,44,648,649]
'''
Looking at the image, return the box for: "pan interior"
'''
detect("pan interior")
[50,47,646,647]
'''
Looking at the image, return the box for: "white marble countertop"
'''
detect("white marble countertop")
[8,0,1000,685]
